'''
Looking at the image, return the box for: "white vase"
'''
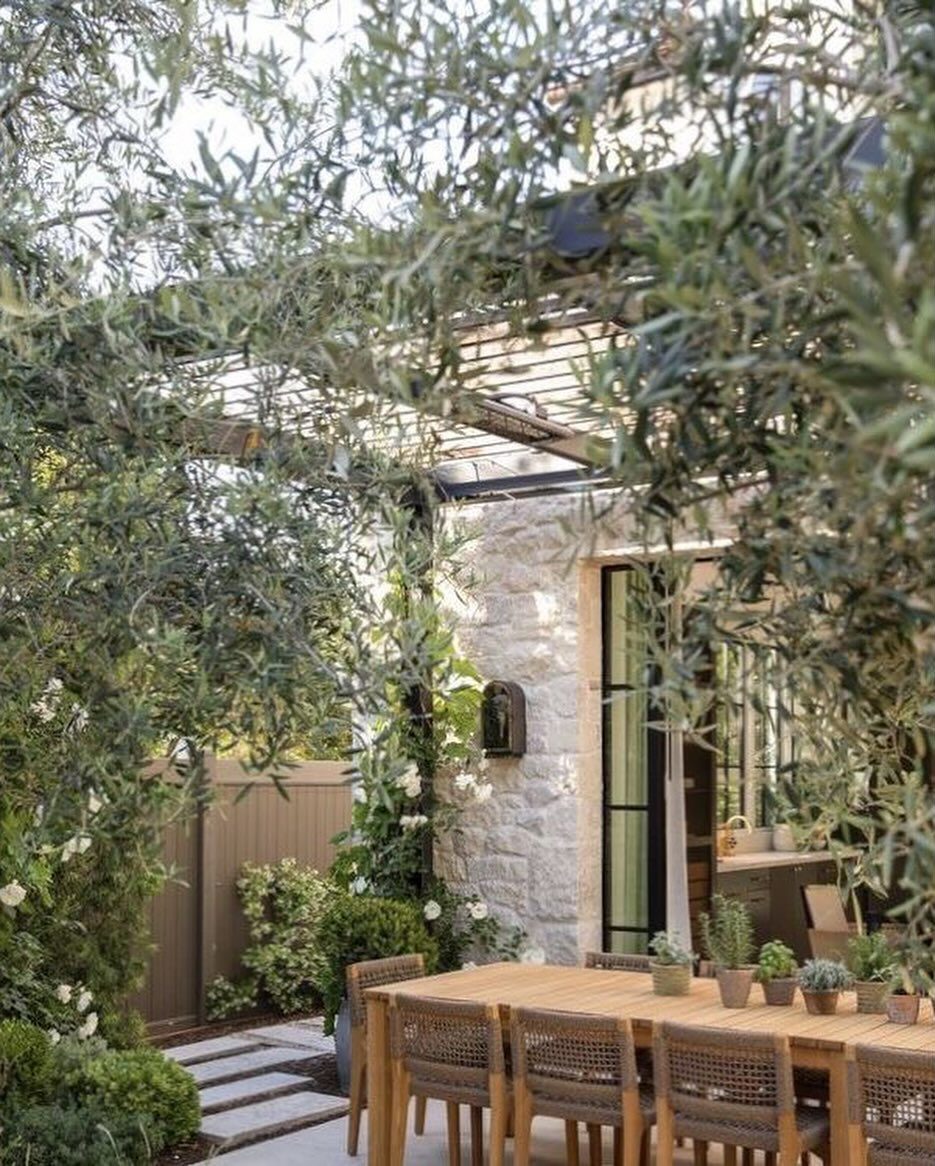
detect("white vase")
[772,824,796,852]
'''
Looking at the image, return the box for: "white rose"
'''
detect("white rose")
[48,1029,61,1045]
[77,1011,99,1039]
[400,814,428,832]
[352,784,367,804]
[453,772,474,792]
[397,765,422,799]
[467,900,488,921]
[423,899,442,921]
[77,988,93,1013]
[473,781,493,804]
[55,984,73,1004]
[350,876,369,896]
[0,881,27,909]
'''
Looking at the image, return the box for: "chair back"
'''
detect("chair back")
[655,1022,793,1135]
[512,1007,638,1126]
[346,954,425,1030]
[584,951,652,972]
[390,994,503,1106]
[852,1044,935,1160]
[801,884,849,931]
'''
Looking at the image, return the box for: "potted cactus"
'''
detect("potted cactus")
[649,930,695,996]
[699,894,756,1008]
[755,940,798,1005]
[847,932,896,1014]
[797,958,853,1015]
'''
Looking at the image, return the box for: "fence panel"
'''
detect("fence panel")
[131,756,351,1034]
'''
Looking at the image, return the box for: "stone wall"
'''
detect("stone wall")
[435,488,737,964]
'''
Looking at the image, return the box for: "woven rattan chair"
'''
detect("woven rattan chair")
[653,1022,830,1166]
[511,1007,654,1166]
[585,951,653,972]
[389,993,509,1166]
[346,954,426,1156]
[850,1043,935,1165]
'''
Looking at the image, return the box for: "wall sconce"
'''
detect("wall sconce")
[481,681,526,757]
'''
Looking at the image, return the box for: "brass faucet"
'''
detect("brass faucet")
[716,814,753,857]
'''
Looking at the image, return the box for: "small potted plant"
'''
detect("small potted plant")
[885,963,926,1025]
[847,932,896,1014]
[699,894,756,1008]
[755,940,798,1005]
[797,958,853,1015]
[649,930,695,996]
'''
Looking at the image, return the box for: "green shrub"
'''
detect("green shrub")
[699,894,755,970]
[797,958,853,992]
[755,940,798,983]
[0,1020,52,1110]
[207,858,333,1019]
[317,892,439,1033]
[99,1007,148,1050]
[2,1102,163,1165]
[847,932,896,983]
[69,1048,199,1147]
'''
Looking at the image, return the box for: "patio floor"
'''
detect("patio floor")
[192,1103,737,1164]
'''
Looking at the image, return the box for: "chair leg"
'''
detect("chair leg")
[512,1086,534,1166]
[389,1063,410,1166]
[347,1051,366,1156]
[587,1123,602,1166]
[724,1147,737,1166]
[564,1121,580,1166]
[446,1101,461,1166]
[470,1106,483,1166]
[639,1129,650,1166]
[742,1151,754,1166]
[488,1080,509,1166]
[414,1096,427,1136]
[693,1142,708,1166]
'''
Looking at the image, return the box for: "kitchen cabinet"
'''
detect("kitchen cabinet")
[717,859,837,961]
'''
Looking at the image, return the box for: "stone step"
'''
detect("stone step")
[245,1021,334,1056]
[188,1048,319,1087]
[200,1090,349,1148]
[199,1071,312,1115]
[164,1035,261,1066]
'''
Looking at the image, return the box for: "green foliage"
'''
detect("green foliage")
[206,859,332,1020]
[699,895,754,970]
[1,1103,163,1166]
[0,1020,52,1111]
[797,959,853,993]
[68,1048,200,1148]
[847,932,896,984]
[649,930,694,967]
[755,941,798,984]
[316,891,439,1033]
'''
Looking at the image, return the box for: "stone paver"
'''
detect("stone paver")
[245,1021,333,1055]
[200,1090,349,1147]
[198,1071,311,1114]
[188,1047,319,1086]
[163,1035,261,1066]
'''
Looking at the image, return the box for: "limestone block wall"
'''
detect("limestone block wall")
[435,488,737,965]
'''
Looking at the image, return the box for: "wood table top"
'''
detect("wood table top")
[367,962,935,1054]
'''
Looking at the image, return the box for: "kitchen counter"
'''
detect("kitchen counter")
[716,849,837,873]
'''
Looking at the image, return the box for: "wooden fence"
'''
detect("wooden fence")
[129,756,351,1035]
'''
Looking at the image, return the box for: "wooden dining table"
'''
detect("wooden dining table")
[365,962,935,1165]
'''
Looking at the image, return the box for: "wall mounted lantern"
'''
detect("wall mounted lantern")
[481,680,526,757]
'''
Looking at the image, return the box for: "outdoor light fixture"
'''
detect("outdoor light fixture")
[481,680,526,757]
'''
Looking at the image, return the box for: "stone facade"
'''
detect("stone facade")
[436,488,736,964]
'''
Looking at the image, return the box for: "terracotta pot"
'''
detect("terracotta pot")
[854,980,889,1015]
[761,977,797,1006]
[716,967,754,1009]
[650,962,691,997]
[886,993,921,1024]
[802,989,840,1015]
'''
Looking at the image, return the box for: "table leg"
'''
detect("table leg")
[367,996,392,1166]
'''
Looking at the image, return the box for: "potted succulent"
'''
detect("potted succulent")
[755,940,798,1005]
[847,932,896,1014]
[885,963,926,1025]
[699,894,756,1008]
[648,930,695,996]
[797,958,853,1015]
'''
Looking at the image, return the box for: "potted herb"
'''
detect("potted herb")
[755,940,798,1005]
[699,894,756,1008]
[885,963,926,1025]
[847,932,896,1014]
[648,930,694,996]
[797,958,852,1015]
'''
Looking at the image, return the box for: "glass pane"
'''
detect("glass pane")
[606,569,651,688]
[607,808,649,931]
[609,931,648,955]
[608,691,648,805]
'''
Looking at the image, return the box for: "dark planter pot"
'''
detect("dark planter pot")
[335,997,352,1094]
[802,989,840,1015]
[761,977,797,1006]
[886,993,921,1025]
